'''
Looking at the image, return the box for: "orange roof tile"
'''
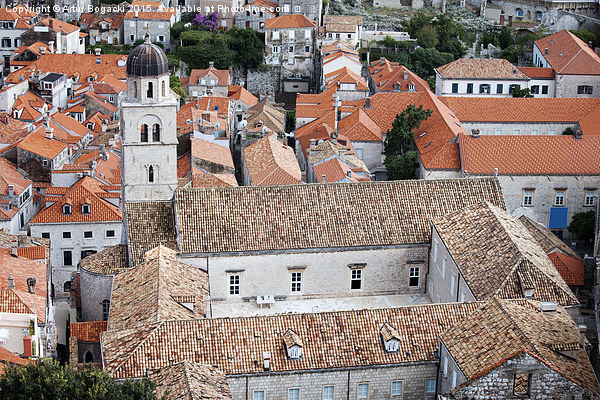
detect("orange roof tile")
[0,345,30,367]
[0,8,29,29]
[191,138,234,169]
[578,103,600,135]
[189,67,231,86]
[124,11,173,20]
[0,246,46,260]
[17,128,68,160]
[369,60,430,93]
[227,85,258,107]
[338,108,381,141]
[0,289,46,323]
[517,66,555,78]
[548,251,585,286]
[192,169,238,188]
[243,135,302,185]
[535,30,600,75]
[437,58,528,79]
[39,17,79,34]
[0,251,46,298]
[70,321,107,342]
[264,14,315,29]
[313,157,369,183]
[460,133,600,175]
[0,158,31,196]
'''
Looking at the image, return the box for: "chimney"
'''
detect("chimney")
[27,278,36,295]
[209,61,214,68]
[195,103,199,110]
[95,48,101,56]
[403,70,408,81]
[544,47,548,56]
[589,41,593,49]
[263,352,270,371]
[574,129,582,139]
[7,274,15,290]
[62,49,66,54]
[23,336,32,357]
[379,56,385,65]
[579,325,587,347]
[346,169,352,178]
[49,41,54,53]
[321,174,326,183]
[10,240,18,256]
[364,97,371,109]
[39,46,46,55]
[45,125,54,140]
[7,185,14,197]
[309,138,316,148]
[540,301,557,315]
[471,128,480,138]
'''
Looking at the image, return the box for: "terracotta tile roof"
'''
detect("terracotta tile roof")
[0,116,29,145]
[307,139,368,175]
[325,67,368,91]
[12,91,49,121]
[80,244,128,275]
[0,345,30,368]
[99,74,127,93]
[437,58,528,79]
[70,321,107,342]
[519,216,582,260]
[0,251,46,297]
[244,99,285,134]
[150,361,233,400]
[30,177,121,224]
[265,14,315,29]
[0,228,49,250]
[0,289,46,323]
[0,8,29,29]
[17,128,68,160]
[86,92,118,114]
[313,157,369,183]
[178,98,231,131]
[535,30,600,75]
[440,298,600,397]
[242,135,302,185]
[10,6,37,21]
[173,178,505,254]
[419,142,460,170]
[191,138,234,169]
[0,158,31,196]
[124,11,173,20]
[0,246,46,261]
[369,59,430,93]
[227,85,258,107]
[10,54,128,82]
[12,41,47,58]
[108,246,209,331]
[548,252,584,287]
[578,103,600,135]
[432,202,578,306]
[102,302,480,379]
[240,0,278,15]
[338,108,381,141]
[517,66,555,78]
[441,97,600,124]
[125,201,177,267]
[39,17,79,34]
[459,133,600,175]
[0,206,17,221]
[189,67,231,86]
[192,170,238,188]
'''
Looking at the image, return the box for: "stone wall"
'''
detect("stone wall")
[247,68,281,95]
[556,74,600,99]
[79,269,113,322]
[460,122,577,136]
[227,363,438,400]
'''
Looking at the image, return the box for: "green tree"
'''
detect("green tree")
[498,26,516,49]
[402,12,433,38]
[568,210,596,242]
[570,29,599,49]
[410,47,454,77]
[170,75,186,106]
[416,26,439,49]
[384,105,432,180]
[285,111,296,133]
[501,44,522,63]
[0,359,157,400]
[512,86,533,98]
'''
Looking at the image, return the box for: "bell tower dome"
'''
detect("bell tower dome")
[120,34,178,202]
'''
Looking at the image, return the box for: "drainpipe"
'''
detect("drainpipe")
[347,369,350,400]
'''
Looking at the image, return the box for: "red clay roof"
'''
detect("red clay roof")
[313,157,369,183]
[548,251,584,286]
[243,135,302,185]
[17,127,68,160]
[460,133,600,175]
[191,138,234,169]
[437,58,528,79]
[265,14,315,29]
[189,67,231,86]
[0,345,30,368]
[0,157,31,196]
[8,54,128,81]
[517,67,555,79]
[338,108,381,142]
[70,321,107,342]
[535,30,600,75]
[228,85,258,107]
[39,17,79,34]
[0,252,46,298]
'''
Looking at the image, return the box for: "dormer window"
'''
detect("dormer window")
[62,202,72,215]
[81,203,90,214]
[380,323,400,353]
[283,329,303,360]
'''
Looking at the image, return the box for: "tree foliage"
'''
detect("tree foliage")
[570,29,599,49]
[416,26,439,49]
[384,105,432,180]
[170,75,186,106]
[0,359,157,400]
[512,86,533,98]
[568,210,596,242]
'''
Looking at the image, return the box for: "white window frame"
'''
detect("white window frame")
[554,190,566,206]
[585,190,597,206]
[425,378,436,394]
[323,385,334,400]
[351,269,362,290]
[253,390,265,400]
[272,30,279,40]
[294,5,300,12]
[357,383,369,399]
[229,274,240,295]
[288,388,299,400]
[391,380,403,396]
[289,29,295,40]
[409,267,420,287]
[291,271,302,293]
[272,45,279,53]
[106,230,116,238]
[441,257,446,278]
[523,189,534,206]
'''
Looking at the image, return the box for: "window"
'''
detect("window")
[83,231,93,238]
[81,250,96,259]
[289,30,295,40]
[549,130,556,135]
[81,203,90,214]
[495,129,502,134]
[391,381,402,396]
[523,190,534,206]
[158,35,164,42]
[84,350,94,363]
[509,84,518,94]
[291,271,302,292]
[140,124,149,142]
[479,84,490,94]
[63,250,72,266]
[272,46,280,53]
[253,391,264,400]
[323,386,334,400]
[513,373,531,396]
[288,388,299,400]
[514,129,520,135]
[351,269,362,290]
[441,257,446,278]
[289,45,294,53]
[531,130,538,134]
[409,267,420,287]
[63,204,72,215]
[530,85,539,94]
[466,83,473,93]
[578,85,593,95]
[426,378,436,394]
[336,33,340,39]
[585,190,597,206]
[101,299,110,320]
[294,5,300,12]
[433,240,438,260]
[357,383,369,399]
[152,124,160,142]
[106,230,116,237]
[356,148,363,160]
[42,232,50,239]
[555,190,565,206]
[229,275,240,295]
[497,84,503,94]
[64,281,71,292]
[451,83,458,93]
[516,8,523,17]
[272,30,279,40]
[536,11,542,20]
[542,85,548,94]
[63,232,72,239]
[305,45,310,52]
[452,370,457,387]
[305,29,311,39]
[161,80,165,97]
[148,165,155,183]
[130,34,135,41]
[443,356,448,376]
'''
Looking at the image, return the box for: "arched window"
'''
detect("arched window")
[134,81,138,97]
[148,165,155,183]
[101,299,110,321]
[140,124,148,142]
[152,124,160,142]
[536,11,542,20]
[516,8,523,17]
[63,281,71,293]
[62,203,72,215]
[84,350,94,363]
[161,80,166,97]
[147,81,153,98]
[81,203,90,214]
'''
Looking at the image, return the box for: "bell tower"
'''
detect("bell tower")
[120,34,178,202]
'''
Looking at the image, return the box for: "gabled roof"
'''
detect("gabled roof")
[459,133,600,175]
[38,17,79,34]
[325,67,369,91]
[0,289,46,323]
[548,251,584,287]
[102,302,480,379]
[264,14,315,29]
[242,135,302,185]
[172,178,505,254]
[338,107,381,141]
[80,244,128,275]
[517,66,555,78]
[150,361,233,400]
[7,54,128,81]
[313,157,369,183]
[0,345,30,369]
[70,321,107,342]
[108,246,209,331]
[49,112,90,139]
[369,59,430,93]
[0,251,46,298]
[0,8,30,29]
[535,30,600,75]
[432,202,578,306]
[518,216,582,260]
[189,67,231,86]
[436,58,528,79]
[0,157,31,196]
[12,91,49,121]
[0,115,29,145]
[191,138,234,169]
[439,298,600,397]
[17,127,68,160]
[227,85,258,107]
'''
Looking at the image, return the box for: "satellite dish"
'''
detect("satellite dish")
[262,126,268,133]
